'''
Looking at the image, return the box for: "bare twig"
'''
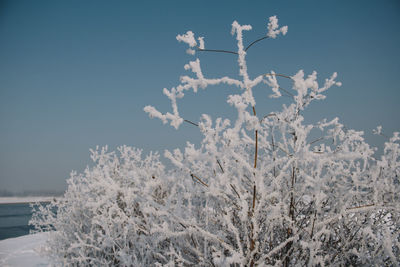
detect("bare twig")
[190,235,198,249]
[278,87,295,98]
[184,119,199,127]
[310,209,317,238]
[262,113,277,120]
[308,137,324,145]
[252,106,258,169]
[245,36,269,51]
[264,73,292,80]
[252,185,256,211]
[190,174,209,187]
[230,184,240,199]
[196,48,238,55]
[196,35,270,55]
[217,159,224,173]
[346,203,375,211]
[249,105,258,267]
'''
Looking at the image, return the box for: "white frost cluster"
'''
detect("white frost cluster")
[176,30,197,47]
[265,71,281,98]
[373,125,383,135]
[176,31,197,55]
[291,70,342,109]
[267,15,288,38]
[198,36,205,49]
[176,31,206,55]
[33,16,399,267]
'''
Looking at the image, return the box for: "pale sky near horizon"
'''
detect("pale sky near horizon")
[1,0,399,193]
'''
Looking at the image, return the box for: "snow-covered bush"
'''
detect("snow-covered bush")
[32,16,399,266]
[31,146,170,265]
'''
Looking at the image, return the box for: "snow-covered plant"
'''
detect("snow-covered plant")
[31,146,171,266]
[143,16,399,266]
[32,16,399,266]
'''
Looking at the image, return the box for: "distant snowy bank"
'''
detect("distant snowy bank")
[0,232,49,267]
[0,197,59,204]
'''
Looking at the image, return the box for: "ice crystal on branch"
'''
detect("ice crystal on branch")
[267,15,288,38]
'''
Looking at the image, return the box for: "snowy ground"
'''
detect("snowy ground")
[0,233,49,267]
[0,197,58,204]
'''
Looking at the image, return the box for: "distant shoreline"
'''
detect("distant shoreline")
[0,197,60,205]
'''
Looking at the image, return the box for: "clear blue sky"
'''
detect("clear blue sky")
[1,0,399,193]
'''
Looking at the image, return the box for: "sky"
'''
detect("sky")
[0,0,399,193]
